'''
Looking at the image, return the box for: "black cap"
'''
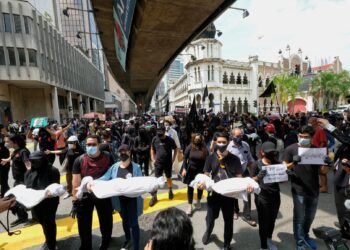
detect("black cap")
[261,141,277,153]
[29,151,46,160]
[118,144,130,152]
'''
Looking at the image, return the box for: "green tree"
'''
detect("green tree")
[310,70,350,110]
[272,74,302,114]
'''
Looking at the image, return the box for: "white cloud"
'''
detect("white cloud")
[215,0,350,68]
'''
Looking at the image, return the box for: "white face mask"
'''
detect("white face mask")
[68,144,75,149]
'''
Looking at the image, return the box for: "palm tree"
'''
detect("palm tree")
[272,74,302,113]
[310,70,350,110]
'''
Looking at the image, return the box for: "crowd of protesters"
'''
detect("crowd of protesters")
[0,109,349,250]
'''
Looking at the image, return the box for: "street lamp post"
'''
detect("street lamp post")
[228,7,250,18]
[62,7,96,17]
[298,48,303,76]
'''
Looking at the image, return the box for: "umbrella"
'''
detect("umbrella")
[82,112,106,120]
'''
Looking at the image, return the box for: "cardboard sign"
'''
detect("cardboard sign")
[30,117,48,128]
[298,147,327,165]
[262,164,288,184]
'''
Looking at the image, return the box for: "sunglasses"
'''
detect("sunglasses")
[86,143,97,147]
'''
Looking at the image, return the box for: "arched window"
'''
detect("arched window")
[208,93,214,108]
[243,73,248,84]
[198,67,201,81]
[258,76,263,87]
[194,68,197,82]
[236,73,242,84]
[229,73,235,84]
[211,65,214,81]
[208,65,210,81]
[223,72,228,84]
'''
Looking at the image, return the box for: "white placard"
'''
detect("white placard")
[298,147,327,165]
[262,164,288,184]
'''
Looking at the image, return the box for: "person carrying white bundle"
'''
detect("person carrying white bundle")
[198,132,253,250]
[87,144,142,250]
[85,176,164,199]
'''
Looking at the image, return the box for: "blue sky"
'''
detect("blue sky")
[215,0,350,69]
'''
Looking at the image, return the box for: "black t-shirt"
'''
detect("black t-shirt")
[283,143,319,197]
[117,164,133,179]
[11,148,30,181]
[66,148,85,172]
[252,159,280,196]
[203,152,243,183]
[151,136,176,165]
[72,151,114,179]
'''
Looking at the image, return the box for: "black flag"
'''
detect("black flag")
[202,85,208,102]
[188,96,197,120]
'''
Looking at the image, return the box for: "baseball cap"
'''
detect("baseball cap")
[265,123,275,133]
[67,135,78,142]
[261,141,277,153]
[118,144,130,152]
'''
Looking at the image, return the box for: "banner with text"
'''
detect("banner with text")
[262,164,288,184]
[113,0,137,71]
[298,147,327,165]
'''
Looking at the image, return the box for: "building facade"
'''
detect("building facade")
[0,0,104,124]
[167,36,282,114]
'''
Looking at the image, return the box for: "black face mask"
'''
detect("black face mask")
[215,143,228,153]
[120,153,130,162]
[194,140,202,146]
[30,159,44,170]
[265,151,278,161]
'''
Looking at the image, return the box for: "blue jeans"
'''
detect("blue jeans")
[292,194,318,247]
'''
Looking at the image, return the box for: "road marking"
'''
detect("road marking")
[1,188,206,249]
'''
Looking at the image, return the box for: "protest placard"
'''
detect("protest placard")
[298,147,327,165]
[262,164,288,184]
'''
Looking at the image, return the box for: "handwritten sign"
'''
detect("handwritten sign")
[262,164,288,184]
[298,147,327,165]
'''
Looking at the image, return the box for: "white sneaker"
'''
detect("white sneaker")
[267,238,278,250]
[196,200,201,209]
[186,204,193,215]
[63,193,71,199]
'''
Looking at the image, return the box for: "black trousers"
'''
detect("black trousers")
[33,197,59,250]
[137,156,150,176]
[205,192,235,247]
[77,193,113,250]
[11,180,28,220]
[255,192,281,249]
[0,165,10,197]
[334,186,350,238]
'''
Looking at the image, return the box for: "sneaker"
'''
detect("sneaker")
[63,193,72,199]
[195,200,201,209]
[267,238,278,250]
[39,243,49,250]
[11,217,28,227]
[202,231,211,245]
[186,205,193,216]
[149,196,158,207]
[168,189,174,200]
[121,240,131,250]
[304,237,317,249]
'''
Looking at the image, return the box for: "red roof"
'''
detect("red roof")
[312,64,332,72]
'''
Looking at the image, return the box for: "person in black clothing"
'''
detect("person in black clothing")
[134,127,151,176]
[1,134,30,227]
[318,118,350,239]
[199,132,250,250]
[283,125,326,250]
[38,127,56,164]
[251,142,280,250]
[149,126,178,207]
[181,133,208,216]
[71,135,115,250]
[25,151,60,250]
[0,135,10,197]
[46,135,85,199]
[284,120,299,148]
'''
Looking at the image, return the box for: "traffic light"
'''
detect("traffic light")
[253,100,257,108]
